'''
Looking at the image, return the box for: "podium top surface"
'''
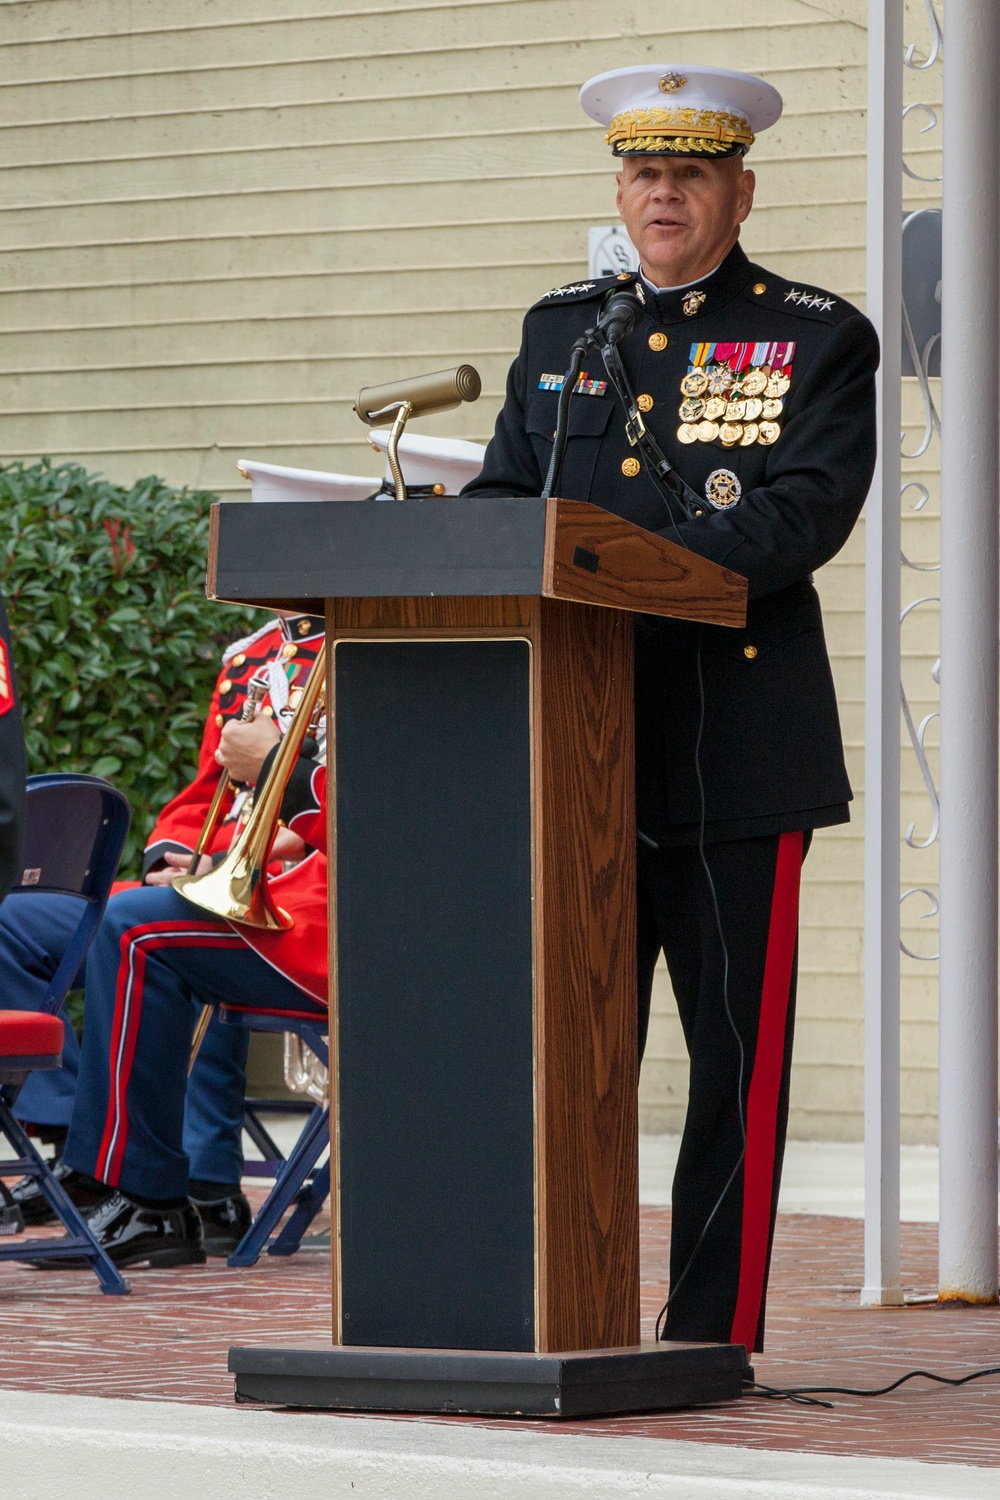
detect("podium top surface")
[208,494,746,627]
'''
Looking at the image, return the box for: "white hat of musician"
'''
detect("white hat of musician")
[367,429,486,497]
[579,64,782,159]
[237,459,379,503]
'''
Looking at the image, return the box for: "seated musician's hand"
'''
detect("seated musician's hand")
[270,825,307,863]
[145,851,211,886]
[216,715,281,783]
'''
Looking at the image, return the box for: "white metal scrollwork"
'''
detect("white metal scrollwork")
[899,2,942,962]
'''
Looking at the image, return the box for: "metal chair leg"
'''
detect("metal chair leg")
[267,1159,330,1257]
[0,1105,129,1295]
[228,1104,329,1268]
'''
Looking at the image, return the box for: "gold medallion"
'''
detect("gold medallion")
[704,396,727,421]
[679,397,704,421]
[718,422,743,446]
[741,368,768,397]
[696,419,720,443]
[743,397,764,422]
[648,331,668,351]
[758,421,781,445]
[677,423,700,444]
[705,468,743,510]
[680,369,708,397]
[765,372,791,397]
[621,456,641,477]
[724,399,746,421]
[636,393,654,412]
[740,422,760,445]
[762,397,784,419]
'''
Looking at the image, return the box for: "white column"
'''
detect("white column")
[862,0,904,1308]
[938,0,1000,1304]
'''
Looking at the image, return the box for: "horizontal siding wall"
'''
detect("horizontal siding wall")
[0,0,944,1140]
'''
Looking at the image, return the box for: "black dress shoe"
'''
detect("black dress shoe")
[190,1190,252,1257]
[9,1161,108,1225]
[31,1190,205,1270]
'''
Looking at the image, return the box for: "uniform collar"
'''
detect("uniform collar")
[643,241,753,325]
[281,614,325,645]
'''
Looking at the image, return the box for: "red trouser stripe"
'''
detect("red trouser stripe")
[729,829,803,1352]
[96,921,245,1185]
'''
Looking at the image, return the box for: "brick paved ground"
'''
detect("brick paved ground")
[1,1199,999,1467]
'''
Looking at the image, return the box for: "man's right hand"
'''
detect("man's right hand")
[216,715,281,784]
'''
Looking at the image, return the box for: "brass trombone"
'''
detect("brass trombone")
[185,673,269,877]
[174,643,326,931]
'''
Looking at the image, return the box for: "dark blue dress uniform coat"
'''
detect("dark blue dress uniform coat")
[463,241,879,846]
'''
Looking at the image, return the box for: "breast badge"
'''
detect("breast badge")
[675,341,794,447]
[705,469,743,510]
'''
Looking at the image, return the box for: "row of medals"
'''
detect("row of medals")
[676,364,791,447]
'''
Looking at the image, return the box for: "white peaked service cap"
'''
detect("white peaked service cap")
[368,429,486,495]
[237,459,378,503]
[580,64,782,158]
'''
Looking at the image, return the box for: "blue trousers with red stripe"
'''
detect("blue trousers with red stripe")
[637,830,807,1353]
[0,891,251,1185]
[61,885,325,1202]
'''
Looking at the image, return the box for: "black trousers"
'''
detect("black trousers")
[637,830,809,1353]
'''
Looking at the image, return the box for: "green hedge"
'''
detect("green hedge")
[0,459,264,878]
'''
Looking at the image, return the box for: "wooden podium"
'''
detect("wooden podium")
[209,494,750,1417]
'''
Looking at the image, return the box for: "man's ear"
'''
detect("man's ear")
[615,171,624,218]
[737,167,756,224]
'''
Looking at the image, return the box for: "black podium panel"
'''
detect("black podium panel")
[334,640,535,1351]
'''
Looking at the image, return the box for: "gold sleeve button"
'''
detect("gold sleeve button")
[648,332,668,351]
[743,645,758,660]
[621,456,641,477]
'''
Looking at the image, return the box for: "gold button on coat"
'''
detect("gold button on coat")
[262,704,275,717]
[282,643,298,658]
[648,332,668,351]
[753,282,767,295]
[297,619,312,635]
[744,645,758,660]
[636,393,654,412]
[215,713,224,728]
[621,456,641,477]
[232,653,246,667]
[219,679,232,694]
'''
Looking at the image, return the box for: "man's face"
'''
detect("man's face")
[615,154,755,288]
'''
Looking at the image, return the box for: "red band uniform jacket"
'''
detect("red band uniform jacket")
[462,242,879,847]
[146,613,328,1004]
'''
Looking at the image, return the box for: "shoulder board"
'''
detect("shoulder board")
[745,267,858,324]
[531,272,634,309]
[222,615,281,665]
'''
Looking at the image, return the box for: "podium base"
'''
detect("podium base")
[228,1340,748,1418]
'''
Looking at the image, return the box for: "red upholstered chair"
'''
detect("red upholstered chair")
[0,774,131,1295]
[0,1008,127,1292]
